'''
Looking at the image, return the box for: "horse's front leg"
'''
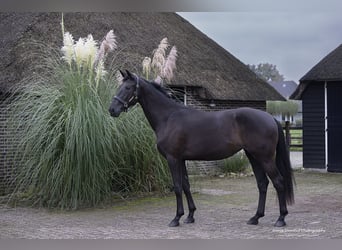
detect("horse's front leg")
[181,161,196,224]
[167,156,184,227]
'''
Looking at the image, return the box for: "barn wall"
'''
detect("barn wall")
[0,95,17,195]
[327,82,342,172]
[301,82,326,169]
[185,87,266,111]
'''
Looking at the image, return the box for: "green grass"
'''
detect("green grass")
[219,151,250,174]
[267,100,299,117]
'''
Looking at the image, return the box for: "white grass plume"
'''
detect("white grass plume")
[142,57,152,79]
[94,30,117,67]
[116,70,124,85]
[151,37,169,75]
[142,37,178,84]
[161,45,177,81]
[61,32,74,65]
[83,34,97,66]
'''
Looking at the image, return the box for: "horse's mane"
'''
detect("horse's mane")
[143,78,172,98]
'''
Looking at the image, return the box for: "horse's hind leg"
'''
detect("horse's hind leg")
[267,170,288,227]
[262,161,288,227]
[245,151,269,225]
[181,161,196,224]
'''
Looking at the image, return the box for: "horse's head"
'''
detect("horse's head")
[109,70,139,117]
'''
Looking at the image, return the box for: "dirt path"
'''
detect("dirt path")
[1,171,341,239]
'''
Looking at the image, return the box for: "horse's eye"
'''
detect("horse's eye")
[125,86,131,90]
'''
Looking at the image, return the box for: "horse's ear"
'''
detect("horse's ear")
[125,70,134,79]
[119,70,126,78]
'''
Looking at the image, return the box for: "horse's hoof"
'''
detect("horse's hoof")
[168,219,180,227]
[247,218,259,225]
[184,217,195,224]
[274,220,286,227]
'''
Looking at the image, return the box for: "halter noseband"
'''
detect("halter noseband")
[114,76,140,112]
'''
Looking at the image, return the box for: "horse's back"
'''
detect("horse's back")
[232,107,276,128]
[165,107,277,142]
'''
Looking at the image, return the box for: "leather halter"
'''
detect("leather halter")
[113,76,140,112]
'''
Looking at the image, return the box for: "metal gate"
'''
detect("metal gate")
[327,82,342,172]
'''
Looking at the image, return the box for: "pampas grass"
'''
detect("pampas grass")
[162,46,177,81]
[7,28,170,209]
[142,37,178,84]
[94,30,117,68]
[142,57,152,80]
[151,37,168,75]
[7,31,118,207]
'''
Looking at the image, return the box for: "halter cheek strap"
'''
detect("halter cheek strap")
[113,76,140,112]
[113,95,129,110]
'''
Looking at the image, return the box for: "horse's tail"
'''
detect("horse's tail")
[275,119,295,205]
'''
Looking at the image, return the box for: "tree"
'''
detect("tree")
[267,100,299,117]
[248,63,284,82]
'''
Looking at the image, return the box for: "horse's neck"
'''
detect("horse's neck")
[138,82,181,133]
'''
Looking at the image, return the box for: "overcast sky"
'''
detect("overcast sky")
[178,12,342,82]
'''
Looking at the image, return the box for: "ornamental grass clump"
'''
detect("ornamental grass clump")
[7,30,118,209]
[7,27,170,209]
[142,37,177,84]
[219,151,250,174]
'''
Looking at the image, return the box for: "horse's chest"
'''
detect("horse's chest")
[156,133,186,158]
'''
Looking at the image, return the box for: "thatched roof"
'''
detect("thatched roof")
[291,43,342,99]
[0,13,283,101]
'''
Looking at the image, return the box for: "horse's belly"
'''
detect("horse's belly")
[158,119,241,160]
[183,137,241,161]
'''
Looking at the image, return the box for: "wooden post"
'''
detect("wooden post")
[285,121,291,149]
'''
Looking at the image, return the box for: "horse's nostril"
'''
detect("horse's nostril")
[109,107,119,117]
[109,107,115,115]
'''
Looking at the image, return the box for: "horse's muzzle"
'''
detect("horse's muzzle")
[109,107,120,117]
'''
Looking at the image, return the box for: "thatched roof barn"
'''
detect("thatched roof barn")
[291,43,342,172]
[0,13,284,183]
[0,13,283,102]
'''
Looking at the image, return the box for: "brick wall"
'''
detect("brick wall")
[184,87,266,111]
[0,94,17,195]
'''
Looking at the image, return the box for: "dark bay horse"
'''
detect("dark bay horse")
[109,70,294,227]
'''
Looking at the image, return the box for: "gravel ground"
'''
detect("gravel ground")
[1,170,341,239]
